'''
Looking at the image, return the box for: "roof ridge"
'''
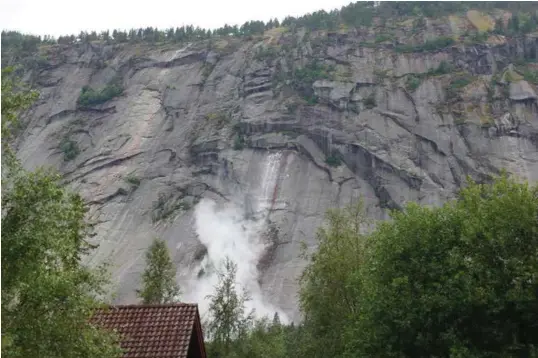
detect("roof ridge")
[106,303,199,309]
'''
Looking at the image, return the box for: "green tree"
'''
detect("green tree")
[1,67,38,166]
[344,175,538,357]
[1,67,122,358]
[204,257,254,357]
[234,316,287,358]
[298,201,369,358]
[137,238,180,304]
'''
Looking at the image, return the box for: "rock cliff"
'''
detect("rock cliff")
[11,14,538,322]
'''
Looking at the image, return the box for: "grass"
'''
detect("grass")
[264,26,288,37]
[359,42,378,48]
[503,68,524,83]
[205,112,230,128]
[395,36,455,53]
[334,64,353,82]
[465,31,489,44]
[466,10,495,32]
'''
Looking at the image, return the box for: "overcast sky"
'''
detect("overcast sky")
[1,0,353,37]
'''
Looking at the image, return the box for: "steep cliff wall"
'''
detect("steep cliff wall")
[12,15,538,322]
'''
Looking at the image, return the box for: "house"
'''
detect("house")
[91,303,207,358]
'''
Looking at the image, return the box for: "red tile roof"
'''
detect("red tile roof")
[91,303,206,358]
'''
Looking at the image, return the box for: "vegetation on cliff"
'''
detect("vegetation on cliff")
[77,83,124,108]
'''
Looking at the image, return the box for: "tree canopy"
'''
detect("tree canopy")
[137,238,181,304]
[202,175,537,358]
[300,175,538,357]
[204,257,254,357]
[1,67,122,358]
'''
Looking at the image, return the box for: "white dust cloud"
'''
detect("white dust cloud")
[183,152,289,323]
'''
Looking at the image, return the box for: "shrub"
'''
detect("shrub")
[412,17,426,32]
[60,138,80,161]
[450,76,472,89]
[77,83,123,107]
[290,61,335,100]
[395,36,455,53]
[285,102,299,114]
[374,34,393,43]
[253,45,278,62]
[428,60,454,76]
[446,76,472,100]
[523,69,538,84]
[405,75,421,91]
[233,134,245,150]
[294,62,334,84]
[304,94,318,105]
[468,31,489,43]
[151,193,191,223]
[325,155,342,167]
[373,69,388,83]
[363,93,376,109]
[125,173,141,187]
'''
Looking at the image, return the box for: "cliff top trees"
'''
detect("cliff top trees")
[137,238,180,304]
[4,1,538,57]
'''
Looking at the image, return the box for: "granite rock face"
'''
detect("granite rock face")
[13,30,538,322]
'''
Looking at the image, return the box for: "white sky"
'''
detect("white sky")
[1,0,353,38]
